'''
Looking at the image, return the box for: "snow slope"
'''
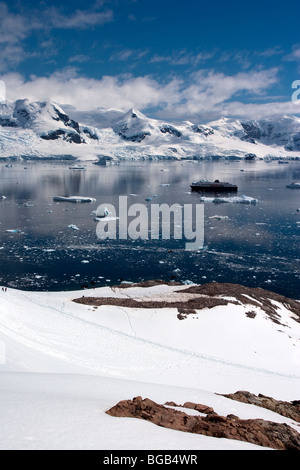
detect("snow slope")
[0,99,299,161]
[0,283,299,450]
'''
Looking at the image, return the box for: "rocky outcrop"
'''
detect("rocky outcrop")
[160,125,182,137]
[165,401,215,415]
[83,128,99,140]
[119,131,151,142]
[0,117,17,127]
[220,391,300,423]
[40,129,86,144]
[73,282,300,324]
[52,106,80,133]
[40,130,66,140]
[240,119,300,152]
[73,292,230,311]
[180,283,300,324]
[191,124,214,136]
[106,396,300,450]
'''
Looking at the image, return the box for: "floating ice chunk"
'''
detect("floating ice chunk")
[68,224,80,231]
[200,194,259,205]
[94,216,119,222]
[95,207,109,218]
[209,215,229,220]
[0,196,6,200]
[53,196,96,203]
[6,229,21,233]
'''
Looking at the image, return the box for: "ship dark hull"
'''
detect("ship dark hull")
[191,184,238,192]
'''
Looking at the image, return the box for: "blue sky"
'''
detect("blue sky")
[0,0,299,121]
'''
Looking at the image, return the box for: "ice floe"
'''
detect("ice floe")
[200,194,259,205]
[53,196,96,203]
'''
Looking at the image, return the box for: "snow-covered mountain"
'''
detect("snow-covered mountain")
[0,98,101,146]
[0,98,299,161]
[0,281,299,450]
[209,115,300,152]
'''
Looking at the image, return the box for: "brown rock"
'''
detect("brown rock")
[221,391,300,423]
[183,402,215,414]
[180,283,300,324]
[73,281,300,324]
[164,401,179,407]
[106,396,300,450]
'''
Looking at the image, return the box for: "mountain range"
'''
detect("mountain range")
[0,98,299,161]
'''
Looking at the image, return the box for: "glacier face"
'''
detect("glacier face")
[0,98,299,161]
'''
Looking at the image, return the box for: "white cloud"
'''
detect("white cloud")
[0,44,29,70]
[109,49,149,62]
[0,2,114,70]
[0,2,113,44]
[45,7,113,29]
[285,45,300,62]
[0,2,40,44]
[258,46,284,58]
[150,50,215,66]
[1,70,177,111]
[1,67,296,122]
[158,68,280,119]
[68,55,91,64]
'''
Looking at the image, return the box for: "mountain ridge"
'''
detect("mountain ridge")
[0,98,299,161]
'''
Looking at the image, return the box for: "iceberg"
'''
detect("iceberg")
[209,215,229,220]
[286,182,300,189]
[53,196,96,203]
[95,207,110,218]
[200,194,259,205]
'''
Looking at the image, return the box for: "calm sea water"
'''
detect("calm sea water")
[0,159,299,298]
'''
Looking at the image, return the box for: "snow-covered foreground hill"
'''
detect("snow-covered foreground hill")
[0,282,299,450]
[0,99,299,161]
